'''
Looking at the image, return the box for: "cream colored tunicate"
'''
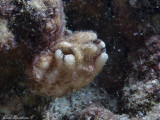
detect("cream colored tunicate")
[28,31,108,97]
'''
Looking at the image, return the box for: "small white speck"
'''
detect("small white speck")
[140,33,143,36]
[133,33,139,36]
[118,49,121,52]
[36,74,41,79]
[152,79,158,84]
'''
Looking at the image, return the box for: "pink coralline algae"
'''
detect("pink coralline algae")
[75,104,119,120]
[0,0,108,97]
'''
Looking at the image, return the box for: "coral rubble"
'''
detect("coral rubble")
[75,104,119,120]
[122,36,160,116]
[43,82,118,120]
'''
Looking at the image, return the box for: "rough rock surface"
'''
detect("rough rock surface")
[43,82,118,120]
[0,0,160,120]
[122,36,160,116]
